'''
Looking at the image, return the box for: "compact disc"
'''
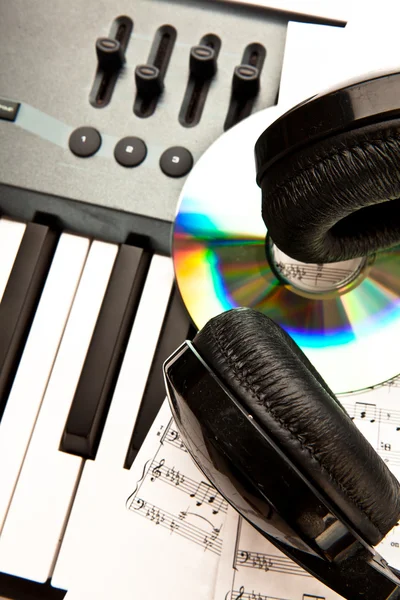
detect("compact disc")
[172,105,400,393]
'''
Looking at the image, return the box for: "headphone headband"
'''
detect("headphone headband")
[255,70,400,185]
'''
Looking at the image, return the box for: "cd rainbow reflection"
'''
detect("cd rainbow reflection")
[172,106,400,393]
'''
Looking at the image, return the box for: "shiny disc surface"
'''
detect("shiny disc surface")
[173,106,400,393]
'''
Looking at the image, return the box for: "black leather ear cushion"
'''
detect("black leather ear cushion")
[260,119,400,263]
[193,307,400,545]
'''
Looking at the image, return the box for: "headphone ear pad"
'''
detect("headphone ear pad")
[193,307,400,545]
[260,119,400,263]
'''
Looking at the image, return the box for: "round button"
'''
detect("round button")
[114,136,147,167]
[69,127,101,157]
[160,146,193,178]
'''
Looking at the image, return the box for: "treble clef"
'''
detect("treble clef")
[150,458,165,482]
[234,586,245,599]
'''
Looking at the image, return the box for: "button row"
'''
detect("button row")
[68,126,193,177]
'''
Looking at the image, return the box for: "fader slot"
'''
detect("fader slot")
[224,42,266,131]
[134,25,177,118]
[89,15,133,108]
[179,34,221,128]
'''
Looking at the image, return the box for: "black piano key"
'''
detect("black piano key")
[0,573,66,599]
[0,223,58,417]
[124,286,194,468]
[61,244,151,459]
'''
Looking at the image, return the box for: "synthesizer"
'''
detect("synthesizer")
[0,1,343,597]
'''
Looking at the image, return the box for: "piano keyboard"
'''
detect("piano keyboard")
[0,217,192,588]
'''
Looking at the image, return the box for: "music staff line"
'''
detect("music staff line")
[235,549,309,577]
[229,588,324,600]
[340,402,400,466]
[275,261,355,285]
[161,422,189,453]
[128,497,223,555]
[162,402,400,442]
[149,458,228,515]
[162,402,400,467]
[342,400,400,430]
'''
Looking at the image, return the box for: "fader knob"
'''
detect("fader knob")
[135,64,164,99]
[189,45,217,80]
[95,37,125,72]
[232,64,260,99]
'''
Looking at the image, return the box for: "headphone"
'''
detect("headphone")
[164,71,400,600]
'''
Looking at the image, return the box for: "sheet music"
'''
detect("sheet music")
[214,510,344,600]
[65,401,227,599]
[340,377,400,567]
[65,373,400,600]
[214,375,400,600]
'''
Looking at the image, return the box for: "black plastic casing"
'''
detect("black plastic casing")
[164,341,400,600]
[255,70,400,186]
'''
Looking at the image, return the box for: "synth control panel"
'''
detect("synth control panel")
[0,0,308,254]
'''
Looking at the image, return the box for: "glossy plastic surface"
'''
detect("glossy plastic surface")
[255,70,400,185]
[164,341,400,600]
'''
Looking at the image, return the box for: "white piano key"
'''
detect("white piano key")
[52,255,174,590]
[96,255,174,467]
[0,233,90,532]
[0,240,118,583]
[0,218,26,302]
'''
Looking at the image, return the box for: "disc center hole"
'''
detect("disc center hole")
[266,237,367,296]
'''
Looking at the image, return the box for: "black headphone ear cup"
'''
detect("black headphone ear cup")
[193,307,400,545]
[260,119,400,264]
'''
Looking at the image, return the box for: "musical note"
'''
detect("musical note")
[204,526,222,550]
[114,402,227,600]
[190,480,227,514]
[314,263,323,286]
[146,459,228,514]
[170,519,179,533]
[352,402,377,422]
[381,442,392,451]
[341,399,400,439]
[128,499,223,555]
[276,262,307,282]
[274,258,361,292]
